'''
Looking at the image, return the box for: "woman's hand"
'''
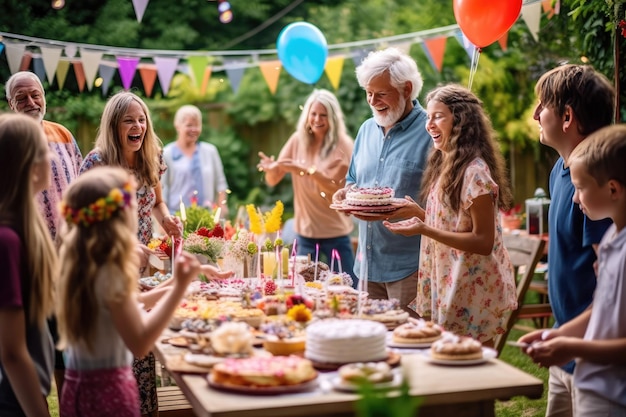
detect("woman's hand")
[200,264,234,280]
[162,214,183,237]
[257,151,279,172]
[137,244,154,274]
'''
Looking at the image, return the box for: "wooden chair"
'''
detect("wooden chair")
[494,233,547,355]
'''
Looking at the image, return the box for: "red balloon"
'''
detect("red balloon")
[453,0,522,48]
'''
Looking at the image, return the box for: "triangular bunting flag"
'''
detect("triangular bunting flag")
[422,37,447,73]
[200,66,213,96]
[20,53,32,72]
[138,65,158,97]
[258,60,281,95]
[394,41,413,56]
[98,64,117,97]
[56,60,71,90]
[40,46,63,84]
[352,47,374,67]
[324,55,344,91]
[224,62,245,95]
[80,49,103,91]
[454,31,475,59]
[64,45,77,58]
[498,33,508,51]
[188,56,209,90]
[32,57,46,84]
[73,61,86,92]
[5,43,26,74]
[116,56,140,90]
[522,1,542,42]
[153,56,178,97]
[132,0,149,23]
[542,0,560,19]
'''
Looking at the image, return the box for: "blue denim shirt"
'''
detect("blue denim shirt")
[347,100,432,282]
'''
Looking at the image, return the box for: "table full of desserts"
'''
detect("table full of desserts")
[151,269,542,417]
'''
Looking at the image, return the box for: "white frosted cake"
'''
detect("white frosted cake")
[305,319,388,364]
[345,186,394,206]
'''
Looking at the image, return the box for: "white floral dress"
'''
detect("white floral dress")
[411,158,517,342]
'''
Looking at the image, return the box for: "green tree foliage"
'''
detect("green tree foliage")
[1,0,622,212]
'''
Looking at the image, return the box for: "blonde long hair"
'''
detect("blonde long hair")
[57,167,139,352]
[295,89,349,159]
[0,114,58,326]
[94,91,163,188]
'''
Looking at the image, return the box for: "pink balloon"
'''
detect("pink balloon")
[454,0,522,48]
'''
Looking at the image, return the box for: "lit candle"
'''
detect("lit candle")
[213,207,221,224]
[179,196,187,224]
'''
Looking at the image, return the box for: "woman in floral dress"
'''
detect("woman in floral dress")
[384,84,517,345]
[80,91,181,417]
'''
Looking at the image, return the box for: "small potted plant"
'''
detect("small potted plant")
[501,203,523,231]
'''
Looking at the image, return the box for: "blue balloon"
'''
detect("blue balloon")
[277,22,328,84]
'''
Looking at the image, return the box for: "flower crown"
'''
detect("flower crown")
[60,182,133,226]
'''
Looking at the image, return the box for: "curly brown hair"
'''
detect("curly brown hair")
[420,84,513,213]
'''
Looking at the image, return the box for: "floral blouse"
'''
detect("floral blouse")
[412,158,517,342]
[79,151,166,245]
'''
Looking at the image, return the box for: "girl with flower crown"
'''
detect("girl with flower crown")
[79,91,181,417]
[56,166,213,417]
[0,114,58,416]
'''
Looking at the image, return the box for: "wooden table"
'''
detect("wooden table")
[154,339,543,417]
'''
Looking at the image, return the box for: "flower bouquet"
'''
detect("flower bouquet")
[183,231,225,264]
[246,201,287,279]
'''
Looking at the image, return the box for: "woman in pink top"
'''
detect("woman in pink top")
[257,89,356,287]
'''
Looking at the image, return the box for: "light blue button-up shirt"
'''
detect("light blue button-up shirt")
[347,100,432,282]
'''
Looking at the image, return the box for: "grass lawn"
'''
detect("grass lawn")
[495,326,549,417]
[46,324,549,417]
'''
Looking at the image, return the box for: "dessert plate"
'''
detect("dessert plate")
[425,347,497,366]
[184,353,225,368]
[329,198,408,213]
[207,375,318,395]
[331,371,402,393]
[385,331,438,348]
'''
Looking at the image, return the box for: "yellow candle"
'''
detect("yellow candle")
[262,251,277,279]
[282,247,289,278]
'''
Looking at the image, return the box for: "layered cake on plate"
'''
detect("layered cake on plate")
[430,333,483,361]
[360,298,409,329]
[259,317,306,356]
[305,319,388,364]
[210,355,317,387]
[345,186,394,206]
[392,318,444,344]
